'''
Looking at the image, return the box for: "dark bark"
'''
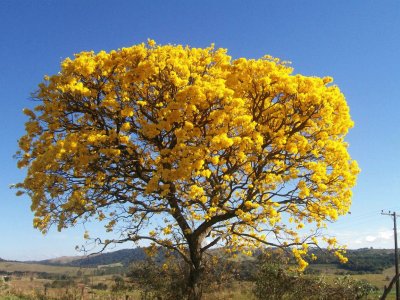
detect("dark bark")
[187,265,204,300]
[185,234,206,300]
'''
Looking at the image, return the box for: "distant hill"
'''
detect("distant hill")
[0,260,89,275]
[29,247,396,275]
[309,248,395,273]
[39,255,85,265]
[38,248,150,267]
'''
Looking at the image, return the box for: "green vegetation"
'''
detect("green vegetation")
[253,253,378,300]
[0,248,397,299]
[309,248,394,274]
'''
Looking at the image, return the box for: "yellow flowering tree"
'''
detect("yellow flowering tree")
[15,40,359,299]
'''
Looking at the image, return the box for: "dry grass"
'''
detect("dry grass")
[0,262,398,299]
[0,262,93,275]
[0,277,253,300]
[204,281,254,300]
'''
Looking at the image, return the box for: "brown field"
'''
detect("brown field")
[0,279,253,300]
[0,261,397,299]
[0,261,94,275]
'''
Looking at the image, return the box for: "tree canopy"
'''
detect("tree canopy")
[16,40,359,298]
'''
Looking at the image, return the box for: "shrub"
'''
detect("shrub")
[50,278,76,288]
[253,254,378,300]
[111,275,127,292]
[127,254,236,300]
[91,282,108,290]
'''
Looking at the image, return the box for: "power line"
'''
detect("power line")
[329,213,381,230]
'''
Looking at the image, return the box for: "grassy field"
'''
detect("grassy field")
[0,261,398,299]
[305,261,397,292]
[0,261,93,276]
[307,265,396,299]
[0,279,253,300]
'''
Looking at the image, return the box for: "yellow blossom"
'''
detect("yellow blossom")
[16,41,358,274]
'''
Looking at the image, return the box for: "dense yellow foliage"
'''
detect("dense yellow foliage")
[16,40,359,269]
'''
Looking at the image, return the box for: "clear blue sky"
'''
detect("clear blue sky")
[1,0,400,260]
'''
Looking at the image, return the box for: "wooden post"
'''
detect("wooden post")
[381,211,400,300]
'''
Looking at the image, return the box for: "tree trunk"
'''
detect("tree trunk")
[185,234,206,300]
[187,265,204,300]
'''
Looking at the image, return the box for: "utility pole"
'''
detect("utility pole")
[382,210,400,300]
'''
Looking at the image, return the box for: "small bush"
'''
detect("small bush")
[128,259,187,300]
[111,275,127,292]
[91,282,108,290]
[50,278,76,288]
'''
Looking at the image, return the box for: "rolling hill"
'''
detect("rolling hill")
[0,247,395,276]
[37,248,150,267]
